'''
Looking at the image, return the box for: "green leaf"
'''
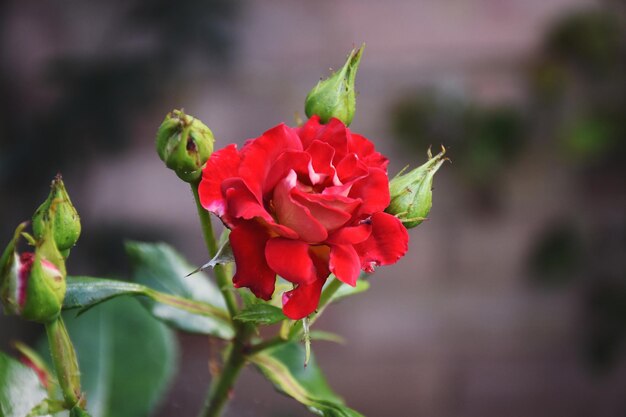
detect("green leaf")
[125,241,234,338]
[0,351,50,417]
[234,303,286,325]
[308,331,345,345]
[63,276,146,313]
[250,342,364,417]
[51,298,178,417]
[328,277,370,304]
[64,276,230,326]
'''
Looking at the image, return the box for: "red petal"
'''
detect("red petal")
[273,171,328,243]
[265,238,317,285]
[198,144,240,217]
[297,117,349,163]
[305,140,336,185]
[349,167,390,216]
[297,115,323,149]
[326,223,372,245]
[239,124,302,200]
[291,189,353,232]
[281,277,327,320]
[230,220,276,300]
[354,212,408,272]
[329,244,360,286]
[264,150,310,193]
[222,178,273,223]
[335,154,368,184]
[258,218,299,239]
[348,133,389,170]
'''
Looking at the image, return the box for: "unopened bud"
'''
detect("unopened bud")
[156,109,215,183]
[32,175,81,255]
[305,46,364,126]
[1,223,66,323]
[387,147,447,229]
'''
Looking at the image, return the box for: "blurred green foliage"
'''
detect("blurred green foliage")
[390,91,526,188]
[527,222,584,288]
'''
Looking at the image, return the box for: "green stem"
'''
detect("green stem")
[248,336,287,355]
[191,184,239,318]
[197,339,248,417]
[45,317,81,408]
[191,182,256,417]
[316,277,344,316]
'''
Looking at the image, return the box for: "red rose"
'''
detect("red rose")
[199,116,408,319]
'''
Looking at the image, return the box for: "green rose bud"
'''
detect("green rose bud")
[156,109,215,183]
[305,46,364,126]
[32,175,81,256]
[387,147,447,229]
[1,223,66,323]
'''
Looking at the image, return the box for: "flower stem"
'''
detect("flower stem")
[197,338,248,417]
[191,182,254,417]
[248,336,286,355]
[45,317,81,408]
[191,184,239,318]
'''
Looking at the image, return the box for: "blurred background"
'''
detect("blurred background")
[1,0,625,416]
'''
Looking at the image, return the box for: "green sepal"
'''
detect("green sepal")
[0,222,28,315]
[27,398,67,417]
[156,109,214,183]
[387,146,447,228]
[20,224,66,323]
[1,222,67,323]
[305,46,364,126]
[32,175,81,254]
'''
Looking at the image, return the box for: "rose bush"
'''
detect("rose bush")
[199,115,409,319]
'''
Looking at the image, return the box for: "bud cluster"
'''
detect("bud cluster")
[1,176,80,323]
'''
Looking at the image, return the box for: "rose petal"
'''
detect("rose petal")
[349,167,391,216]
[273,170,328,243]
[305,140,336,185]
[230,220,276,300]
[239,123,303,200]
[265,238,317,285]
[297,117,349,163]
[354,212,409,272]
[281,277,326,320]
[326,223,371,245]
[349,133,389,170]
[198,144,240,217]
[329,244,360,286]
[222,178,273,223]
[335,154,368,183]
[291,189,361,232]
[264,151,310,193]
[297,115,323,149]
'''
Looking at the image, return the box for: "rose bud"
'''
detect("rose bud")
[1,223,66,323]
[32,175,81,256]
[156,109,215,183]
[386,147,447,229]
[305,46,363,126]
